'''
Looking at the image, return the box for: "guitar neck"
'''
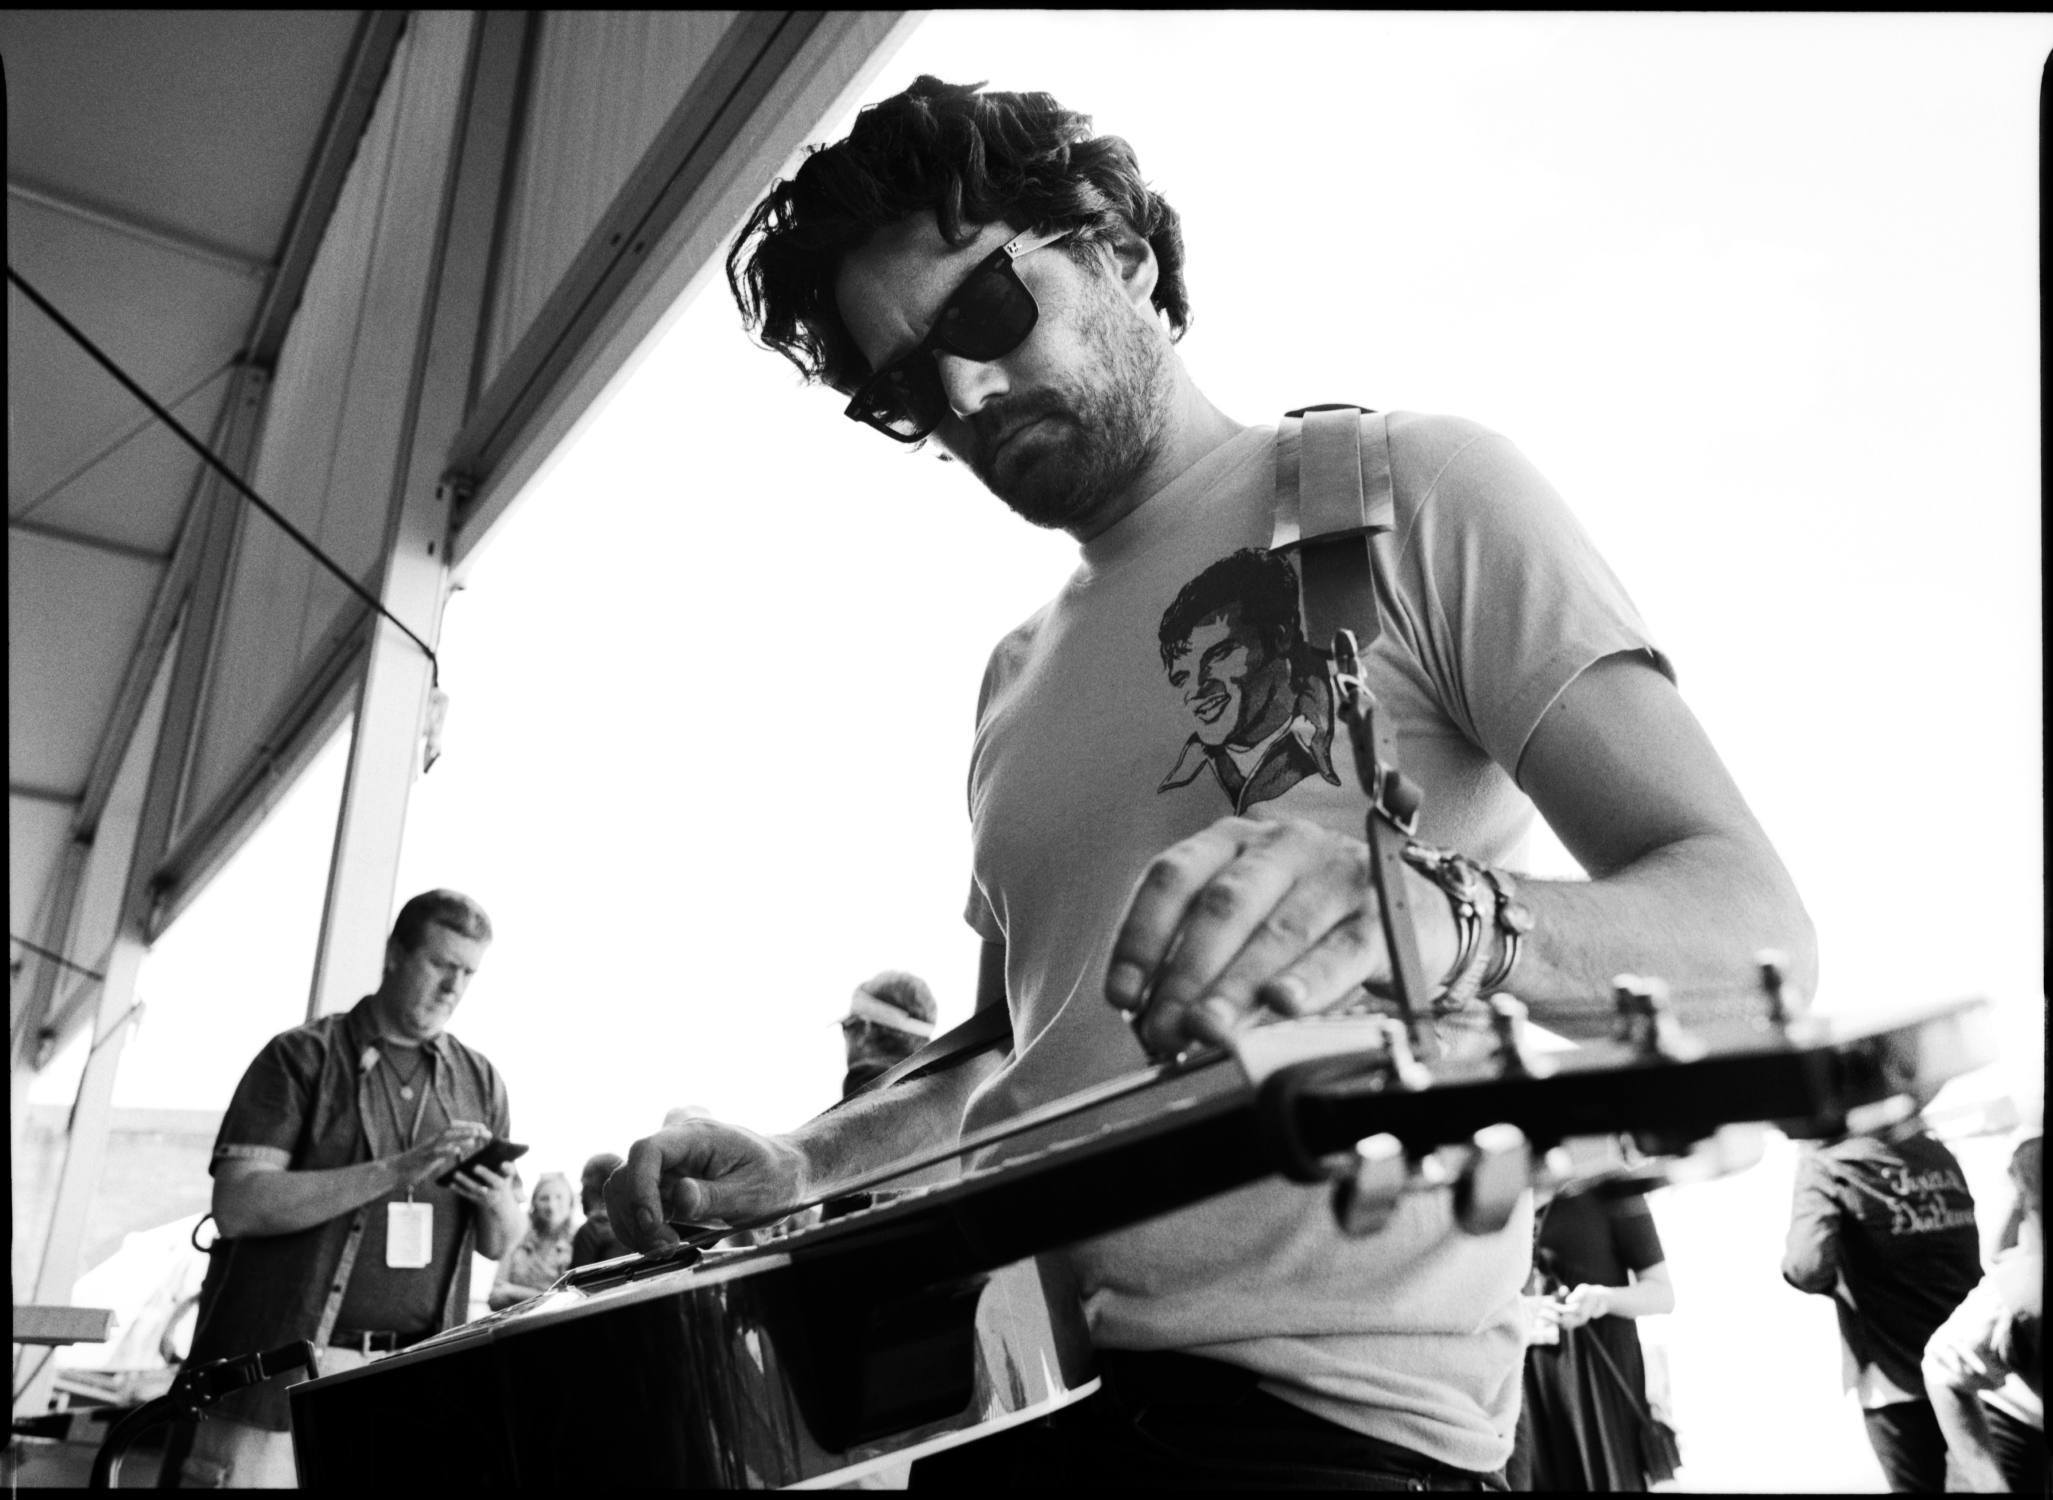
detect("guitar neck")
[731,997,1989,1301]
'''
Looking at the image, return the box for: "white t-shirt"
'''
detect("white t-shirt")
[961,411,1671,1471]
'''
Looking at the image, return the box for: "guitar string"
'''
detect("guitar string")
[669,1049,1235,1248]
[670,981,1835,1250]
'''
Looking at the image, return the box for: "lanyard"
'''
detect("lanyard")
[376,1047,436,1200]
[402,1068,432,1149]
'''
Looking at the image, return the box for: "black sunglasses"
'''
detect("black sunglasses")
[843,226,1073,443]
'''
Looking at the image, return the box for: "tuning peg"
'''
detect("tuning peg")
[1332,1133,1408,1237]
[1456,1123,1532,1235]
[1487,994,1554,1079]
[1754,949,1825,1043]
[1376,1016,1433,1093]
[1612,974,1707,1063]
[1756,951,1798,1021]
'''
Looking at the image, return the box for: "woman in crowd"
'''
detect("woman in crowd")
[488,1171,576,1310]
[1510,1174,1677,1490]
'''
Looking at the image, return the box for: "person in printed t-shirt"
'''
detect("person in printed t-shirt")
[606,77,1816,1488]
[1924,1134,2045,1493]
[181,890,524,1489]
[1782,1085,1983,1492]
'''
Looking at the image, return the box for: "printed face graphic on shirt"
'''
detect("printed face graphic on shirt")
[1156,548,1341,813]
[1172,614,1291,749]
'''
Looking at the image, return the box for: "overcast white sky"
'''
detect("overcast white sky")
[34,13,2048,1490]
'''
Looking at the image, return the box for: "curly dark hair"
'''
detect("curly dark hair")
[1158,548,1304,669]
[726,75,1189,394]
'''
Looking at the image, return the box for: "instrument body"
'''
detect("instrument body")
[289,995,1994,1489]
[289,1249,1094,1488]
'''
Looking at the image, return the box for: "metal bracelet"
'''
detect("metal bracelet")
[1399,843,1494,1011]
[1479,865,1534,993]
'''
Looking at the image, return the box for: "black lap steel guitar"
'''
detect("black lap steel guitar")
[288,987,1994,1488]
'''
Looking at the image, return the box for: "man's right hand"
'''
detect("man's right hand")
[606,1120,808,1253]
[395,1119,495,1187]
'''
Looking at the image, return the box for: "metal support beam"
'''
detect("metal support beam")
[10,645,173,1419]
[7,782,84,808]
[145,620,364,944]
[4,175,272,281]
[247,10,410,367]
[6,519,175,567]
[449,9,920,572]
[7,367,270,1094]
[32,15,406,967]
[136,369,269,921]
[12,939,143,1425]
[308,11,528,1017]
[446,10,820,499]
[10,839,89,1076]
[8,379,266,1424]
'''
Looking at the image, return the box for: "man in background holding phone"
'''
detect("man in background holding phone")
[179,889,524,1488]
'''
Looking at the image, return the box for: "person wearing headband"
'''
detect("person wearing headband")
[839,970,939,1097]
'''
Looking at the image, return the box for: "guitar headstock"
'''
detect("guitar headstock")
[1231,959,1997,1241]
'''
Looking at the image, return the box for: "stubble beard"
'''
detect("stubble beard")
[967,281,1173,533]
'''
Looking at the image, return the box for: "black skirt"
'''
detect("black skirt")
[1509,1315,1651,1491]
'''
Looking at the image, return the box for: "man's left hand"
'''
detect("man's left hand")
[1104,814,1457,1059]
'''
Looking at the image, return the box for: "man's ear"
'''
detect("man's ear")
[382,939,405,979]
[1095,226,1159,314]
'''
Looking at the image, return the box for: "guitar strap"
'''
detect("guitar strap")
[840,408,1433,1096]
[1271,405,1436,1055]
[828,999,1016,1109]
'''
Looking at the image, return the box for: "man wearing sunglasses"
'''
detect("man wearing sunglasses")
[611,76,1814,1488]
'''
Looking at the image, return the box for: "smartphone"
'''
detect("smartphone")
[436,1137,528,1188]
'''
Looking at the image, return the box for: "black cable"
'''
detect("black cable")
[7,266,440,679]
[8,934,106,983]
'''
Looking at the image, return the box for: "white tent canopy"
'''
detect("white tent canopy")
[8,9,916,1393]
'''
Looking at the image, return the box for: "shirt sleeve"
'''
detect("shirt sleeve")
[210,1031,314,1171]
[487,1062,511,1139]
[1923,1275,2011,1393]
[1780,1150,1843,1295]
[1387,414,1675,781]
[1609,1193,1667,1275]
[964,874,1004,944]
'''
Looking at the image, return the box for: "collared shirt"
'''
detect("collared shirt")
[1156,676,1341,814]
[188,997,510,1430]
[332,1039,469,1334]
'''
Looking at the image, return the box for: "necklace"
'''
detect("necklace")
[384,1044,427,1101]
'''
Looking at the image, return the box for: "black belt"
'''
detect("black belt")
[328,1327,433,1355]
